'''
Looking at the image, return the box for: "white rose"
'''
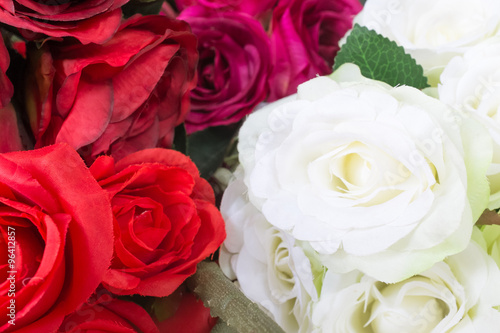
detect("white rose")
[237,63,490,283]
[438,37,500,209]
[351,0,500,86]
[219,169,321,333]
[312,231,500,333]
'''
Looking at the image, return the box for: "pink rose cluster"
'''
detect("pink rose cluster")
[172,0,363,133]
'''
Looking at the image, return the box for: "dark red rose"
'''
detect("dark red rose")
[26,15,198,164]
[0,144,114,332]
[155,286,216,333]
[268,0,362,101]
[179,6,272,133]
[0,36,13,109]
[58,292,160,333]
[89,148,226,296]
[0,0,126,44]
[0,36,22,153]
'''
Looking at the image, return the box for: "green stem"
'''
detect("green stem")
[186,261,285,333]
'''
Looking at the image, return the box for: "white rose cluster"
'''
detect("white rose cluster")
[219,63,494,331]
[220,170,321,333]
[312,230,500,333]
[232,63,489,283]
[438,37,500,209]
[350,0,500,85]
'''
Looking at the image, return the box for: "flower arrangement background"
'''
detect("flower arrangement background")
[3,0,500,332]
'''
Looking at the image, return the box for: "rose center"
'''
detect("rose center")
[330,152,372,190]
[369,284,447,333]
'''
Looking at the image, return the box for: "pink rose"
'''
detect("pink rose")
[175,0,278,17]
[25,15,198,163]
[179,6,271,133]
[268,0,362,101]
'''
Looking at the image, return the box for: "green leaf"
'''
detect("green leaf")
[333,24,429,89]
[187,123,240,179]
[121,0,164,18]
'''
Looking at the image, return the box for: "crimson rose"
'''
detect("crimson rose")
[0,36,22,153]
[58,293,160,333]
[0,0,126,44]
[89,148,226,296]
[179,6,271,133]
[0,144,113,332]
[268,0,362,100]
[26,15,198,164]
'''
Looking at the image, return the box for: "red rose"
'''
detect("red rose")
[155,286,216,333]
[268,0,362,101]
[58,292,160,333]
[26,15,198,164]
[89,148,226,296]
[0,144,114,332]
[0,0,126,44]
[0,37,13,109]
[0,36,22,153]
[179,7,271,133]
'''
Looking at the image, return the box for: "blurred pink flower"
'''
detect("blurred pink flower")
[179,6,272,133]
[268,0,362,101]
[175,0,278,17]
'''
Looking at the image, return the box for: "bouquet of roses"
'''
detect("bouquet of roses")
[4,0,500,331]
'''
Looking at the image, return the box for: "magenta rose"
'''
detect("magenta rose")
[89,148,226,297]
[0,144,113,332]
[268,0,362,101]
[58,292,160,333]
[25,15,198,164]
[0,36,22,153]
[179,6,271,133]
[175,0,278,17]
[0,0,127,44]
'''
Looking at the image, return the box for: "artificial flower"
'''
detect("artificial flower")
[25,15,198,164]
[58,292,160,333]
[0,144,114,332]
[268,0,362,100]
[179,6,272,133]
[220,170,321,332]
[175,0,278,17]
[438,37,500,209]
[312,230,500,332]
[0,36,22,153]
[350,0,500,85]
[0,0,127,44]
[237,63,491,283]
[89,148,226,296]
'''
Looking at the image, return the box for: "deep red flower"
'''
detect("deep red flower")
[0,36,22,153]
[0,0,127,44]
[89,148,226,297]
[58,292,160,333]
[0,144,114,332]
[155,286,217,333]
[26,15,198,164]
